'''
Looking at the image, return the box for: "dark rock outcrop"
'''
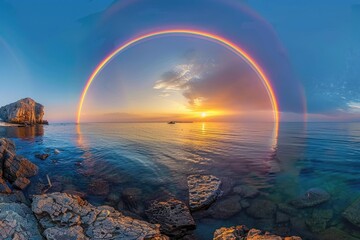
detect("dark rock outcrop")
[187,174,222,211]
[31,192,166,239]
[0,98,48,125]
[146,198,196,237]
[0,138,38,193]
[213,225,302,240]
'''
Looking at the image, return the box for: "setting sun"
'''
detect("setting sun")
[201,112,207,118]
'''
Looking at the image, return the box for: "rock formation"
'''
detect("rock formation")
[213,225,302,240]
[145,198,196,237]
[343,197,360,228]
[31,192,167,239]
[187,174,222,211]
[0,98,48,125]
[0,138,38,192]
[290,188,330,208]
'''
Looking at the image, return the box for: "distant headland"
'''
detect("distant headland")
[0,98,48,126]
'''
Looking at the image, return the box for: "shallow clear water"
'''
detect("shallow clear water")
[1,122,360,239]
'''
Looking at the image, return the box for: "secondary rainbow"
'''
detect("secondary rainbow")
[77,29,280,136]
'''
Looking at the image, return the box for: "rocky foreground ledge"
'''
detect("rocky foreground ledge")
[0,98,48,125]
[0,137,303,239]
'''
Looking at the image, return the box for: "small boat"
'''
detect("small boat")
[167,121,176,124]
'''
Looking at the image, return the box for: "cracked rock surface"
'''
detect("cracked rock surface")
[32,192,167,240]
[146,198,196,237]
[187,174,222,211]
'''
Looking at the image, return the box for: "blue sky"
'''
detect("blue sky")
[0,0,359,122]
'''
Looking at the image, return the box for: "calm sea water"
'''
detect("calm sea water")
[1,122,360,239]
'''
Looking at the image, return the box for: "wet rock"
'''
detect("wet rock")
[213,225,248,239]
[35,153,49,160]
[319,227,358,240]
[32,192,165,239]
[213,225,302,240]
[3,154,38,182]
[88,179,110,196]
[54,149,60,154]
[0,178,11,193]
[343,197,360,228]
[0,202,43,239]
[187,174,222,211]
[290,188,330,208]
[246,199,277,219]
[210,195,242,219]
[13,177,30,190]
[146,198,196,237]
[0,98,47,125]
[233,185,259,198]
[63,189,86,198]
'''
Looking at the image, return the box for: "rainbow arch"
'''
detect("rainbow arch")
[77,29,279,137]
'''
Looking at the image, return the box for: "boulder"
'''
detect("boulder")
[0,98,47,125]
[0,178,11,193]
[246,199,277,219]
[3,154,38,182]
[31,192,166,239]
[290,188,330,208]
[305,209,333,233]
[187,174,222,211]
[146,198,196,237]
[343,197,360,228]
[13,177,30,190]
[213,225,302,240]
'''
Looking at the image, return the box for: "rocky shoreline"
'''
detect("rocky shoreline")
[0,137,306,239]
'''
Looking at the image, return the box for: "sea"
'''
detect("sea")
[0,122,360,239]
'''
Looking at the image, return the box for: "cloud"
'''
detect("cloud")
[153,56,272,116]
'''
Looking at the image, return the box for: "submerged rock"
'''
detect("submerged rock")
[122,187,144,216]
[88,179,110,196]
[146,198,196,237]
[319,227,358,240]
[343,197,360,228]
[233,185,259,198]
[213,225,302,240]
[0,98,48,125]
[305,209,333,233]
[290,188,330,208]
[246,199,277,219]
[187,174,222,211]
[32,192,165,239]
[210,195,242,219]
